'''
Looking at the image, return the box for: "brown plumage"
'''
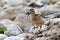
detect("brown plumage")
[27,9,44,27]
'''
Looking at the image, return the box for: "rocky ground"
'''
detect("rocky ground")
[0,0,60,40]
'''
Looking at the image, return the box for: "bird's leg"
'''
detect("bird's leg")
[34,24,37,27]
[34,24,38,28]
[34,24,41,29]
[38,25,42,29]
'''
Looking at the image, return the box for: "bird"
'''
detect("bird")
[27,9,45,28]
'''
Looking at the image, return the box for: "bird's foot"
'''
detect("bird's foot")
[34,25,39,28]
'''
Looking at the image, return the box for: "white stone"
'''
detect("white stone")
[49,18,60,25]
[0,7,20,19]
[0,0,5,7]
[40,25,48,31]
[4,33,34,40]
[0,34,7,40]
[25,25,41,34]
[14,14,31,30]
[2,0,24,7]
[0,6,32,20]
[0,19,23,36]
[0,0,6,12]
[17,33,34,39]
[4,36,16,40]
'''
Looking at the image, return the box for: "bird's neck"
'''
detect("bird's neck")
[31,12,36,18]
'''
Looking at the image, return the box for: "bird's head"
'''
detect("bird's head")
[26,9,35,15]
[29,9,35,13]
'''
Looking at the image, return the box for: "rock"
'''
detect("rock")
[53,1,60,9]
[0,0,6,11]
[41,18,60,37]
[0,19,23,36]
[44,18,60,26]
[0,7,21,20]
[16,33,35,40]
[44,13,60,19]
[0,0,5,7]
[23,0,31,3]
[4,36,16,40]
[40,25,48,31]
[2,0,24,7]
[24,25,41,34]
[0,6,32,20]
[56,1,60,6]
[14,14,32,30]
[50,34,60,40]
[24,0,44,8]
[38,5,60,16]
[42,25,60,37]
[0,34,7,40]
[34,37,53,40]
[4,33,35,40]
[40,0,58,5]
[34,34,60,40]
[34,38,40,40]
[25,24,48,35]
[4,24,23,36]
[28,2,44,8]
[48,18,60,26]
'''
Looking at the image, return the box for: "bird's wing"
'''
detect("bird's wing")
[35,14,41,18]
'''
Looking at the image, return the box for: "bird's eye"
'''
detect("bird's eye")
[30,9,34,12]
[26,12,30,15]
[30,10,34,13]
